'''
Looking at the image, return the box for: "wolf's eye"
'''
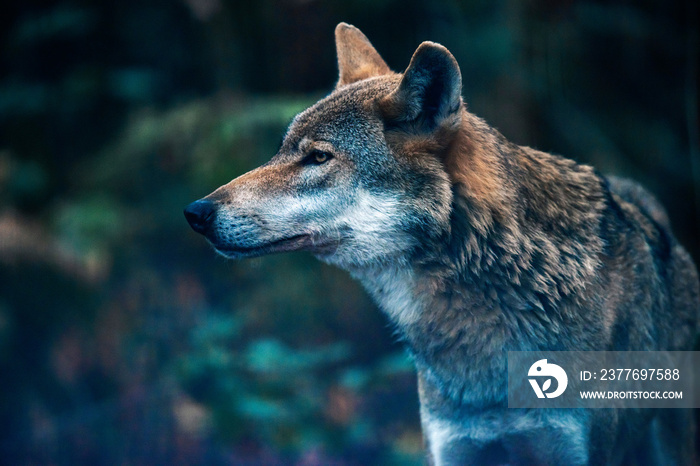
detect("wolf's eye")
[307,150,333,165]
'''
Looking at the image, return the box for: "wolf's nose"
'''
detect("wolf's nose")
[184,199,216,235]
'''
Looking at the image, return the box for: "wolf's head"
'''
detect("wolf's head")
[185,23,465,269]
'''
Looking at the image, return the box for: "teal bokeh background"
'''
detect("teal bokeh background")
[1,0,698,463]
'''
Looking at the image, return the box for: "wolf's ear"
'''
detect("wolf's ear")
[380,42,462,131]
[335,23,391,88]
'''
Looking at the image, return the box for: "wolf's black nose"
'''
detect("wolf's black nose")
[184,199,216,235]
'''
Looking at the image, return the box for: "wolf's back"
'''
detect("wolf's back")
[605,175,699,350]
[606,175,672,231]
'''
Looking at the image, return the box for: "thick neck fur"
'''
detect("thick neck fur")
[355,109,607,407]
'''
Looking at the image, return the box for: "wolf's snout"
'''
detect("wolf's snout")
[184,199,217,235]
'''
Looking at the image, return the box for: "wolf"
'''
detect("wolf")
[185,23,699,465]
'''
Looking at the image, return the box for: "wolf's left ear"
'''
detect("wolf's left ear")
[380,42,462,131]
[335,23,391,87]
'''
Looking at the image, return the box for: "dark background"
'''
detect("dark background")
[0,0,698,464]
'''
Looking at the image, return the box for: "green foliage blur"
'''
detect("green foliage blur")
[0,0,697,464]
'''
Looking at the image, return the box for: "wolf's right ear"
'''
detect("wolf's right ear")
[379,42,462,132]
[335,23,391,88]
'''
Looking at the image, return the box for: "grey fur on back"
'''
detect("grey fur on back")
[606,175,672,230]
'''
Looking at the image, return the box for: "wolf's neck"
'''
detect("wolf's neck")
[351,264,427,328]
[442,114,606,303]
[353,116,608,406]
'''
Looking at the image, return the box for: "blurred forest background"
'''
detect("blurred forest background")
[0,0,698,464]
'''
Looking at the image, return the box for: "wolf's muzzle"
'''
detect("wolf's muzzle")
[184,199,217,235]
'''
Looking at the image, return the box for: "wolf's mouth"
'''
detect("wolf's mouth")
[212,233,332,259]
